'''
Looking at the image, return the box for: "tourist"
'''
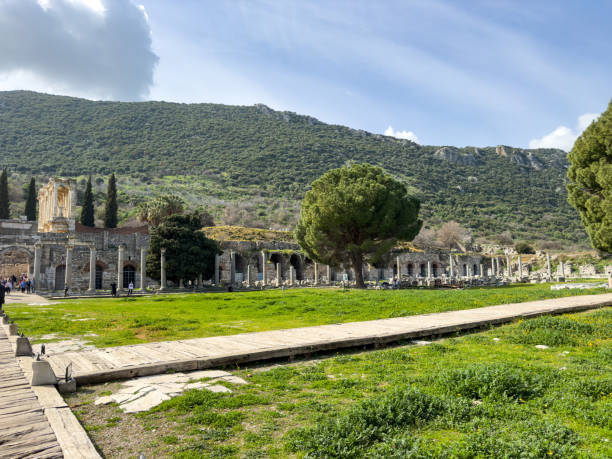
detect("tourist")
[64,285,69,297]
[0,281,5,309]
[111,282,117,296]
[20,279,26,293]
[6,279,11,294]
[26,279,31,294]
[128,281,134,296]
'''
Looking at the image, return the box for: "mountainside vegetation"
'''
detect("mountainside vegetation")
[0,90,586,244]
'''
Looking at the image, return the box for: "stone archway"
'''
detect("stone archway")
[290,254,303,280]
[123,264,136,289]
[234,254,247,282]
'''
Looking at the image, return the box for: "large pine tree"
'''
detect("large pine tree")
[80,176,95,227]
[104,173,118,228]
[0,168,9,219]
[24,177,37,221]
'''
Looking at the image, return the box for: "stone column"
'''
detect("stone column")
[506,255,512,277]
[214,254,220,285]
[314,262,319,286]
[560,261,565,277]
[117,245,125,293]
[87,245,96,293]
[491,258,496,276]
[159,248,167,291]
[396,256,401,280]
[326,265,331,284]
[179,279,185,289]
[276,262,281,286]
[140,247,147,291]
[479,263,484,278]
[289,266,294,285]
[230,251,236,285]
[546,253,552,279]
[33,243,42,291]
[496,257,501,276]
[518,256,523,279]
[64,245,73,290]
[449,254,454,278]
[467,264,472,277]
[198,273,203,288]
[247,264,252,287]
[427,261,432,279]
[261,251,267,286]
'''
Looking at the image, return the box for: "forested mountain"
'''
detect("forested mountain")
[0,90,584,244]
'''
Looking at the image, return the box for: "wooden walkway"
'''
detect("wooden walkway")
[0,327,63,459]
[47,293,612,386]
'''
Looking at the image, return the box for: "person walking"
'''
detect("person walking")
[128,281,134,296]
[0,281,5,310]
[64,285,69,297]
[26,279,31,294]
[111,282,117,297]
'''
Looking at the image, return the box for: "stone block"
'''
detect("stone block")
[2,315,9,324]
[57,378,77,394]
[31,359,57,386]
[8,323,18,336]
[15,336,33,356]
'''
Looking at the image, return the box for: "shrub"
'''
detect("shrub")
[435,363,550,401]
[515,241,535,254]
[511,316,595,346]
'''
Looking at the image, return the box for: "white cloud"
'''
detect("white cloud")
[0,0,158,100]
[528,113,600,152]
[384,126,419,143]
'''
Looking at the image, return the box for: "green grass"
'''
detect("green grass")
[66,307,612,458]
[5,284,609,347]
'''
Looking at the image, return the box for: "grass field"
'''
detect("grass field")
[66,307,612,458]
[5,284,609,347]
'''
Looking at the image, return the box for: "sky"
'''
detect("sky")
[0,0,611,150]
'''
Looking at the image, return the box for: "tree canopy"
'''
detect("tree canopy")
[80,176,95,227]
[104,173,118,228]
[24,177,37,221]
[567,101,612,253]
[295,163,422,288]
[137,194,184,226]
[146,213,219,284]
[0,169,8,219]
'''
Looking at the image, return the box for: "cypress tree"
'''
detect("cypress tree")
[0,168,9,219]
[104,173,118,228]
[24,177,37,221]
[80,176,95,227]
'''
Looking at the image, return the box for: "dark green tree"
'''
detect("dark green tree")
[24,177,37,221]
[295,163,422,288]
[80,176,95,227]
[104,173,118,228]
[567,102,612,252]
[0,168,9,219]
[146,213,220,284]
[515,241,535,254]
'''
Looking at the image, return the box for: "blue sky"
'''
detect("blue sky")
[1,0,611,149]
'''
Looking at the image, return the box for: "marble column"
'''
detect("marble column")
[261,251,267,286]
[506,255,512,277]
[560,261,565,277]
[467,264,472,277]
[87,245,96,293]
[214,254,220,285]
[518,256,523,279]
[396,256,401,280]
[64,245,73,290]
[230,251,236,285]
[546,253,552,279]
[117,245,125,292]
[140,247,146,290]
[491,258,496,276]
[159,248,167,291]
[479,263,484,278]
[496,257,501,276]
[449,254,454,278]
[314,262,319,285]
[33,244,42,291]
[198,273,203,288]
[289,266,294,285]
[276,262,281,286]
[427,261,432,279]
[326,265,331,284]
[247,264,252,287]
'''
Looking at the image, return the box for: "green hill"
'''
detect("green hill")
[0,90,584,244]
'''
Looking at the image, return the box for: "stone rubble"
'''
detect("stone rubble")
[94,369,248,413]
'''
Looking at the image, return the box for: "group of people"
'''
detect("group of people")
[1,274,34,294]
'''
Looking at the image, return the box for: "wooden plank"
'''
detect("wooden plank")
[45,407,101,459]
